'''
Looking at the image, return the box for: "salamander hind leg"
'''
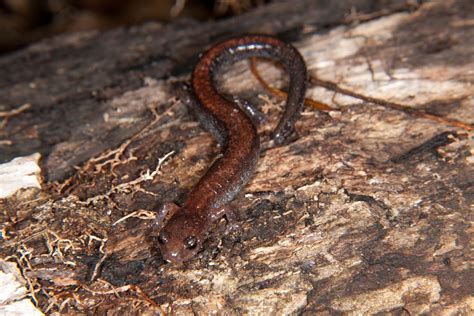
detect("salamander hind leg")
[273,121,299,146]
[231,96,267,126]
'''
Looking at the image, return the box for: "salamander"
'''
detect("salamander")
[156,35,307,263]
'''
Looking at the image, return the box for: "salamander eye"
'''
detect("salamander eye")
[158,232,169,244]
[184,236,198,249]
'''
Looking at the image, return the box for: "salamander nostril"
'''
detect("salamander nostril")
[158,232,169,244]
[185,236,198,249]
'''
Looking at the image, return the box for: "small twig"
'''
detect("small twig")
[113,209,156,226]
[89,251,108,282]
[249,58,334,112]
[342,1,420,25]
[0,140,13,145]
[0,103,32,117]
[0,103,32,129]
[88,235,107,253]
[13,246,40,306]
[310,76,473,131]
[249,44,472,131]
[57,102,175,193]
[83,150,174,205]
[82,280,164,311]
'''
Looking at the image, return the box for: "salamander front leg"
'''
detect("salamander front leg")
[172,81,227,146]
[224,206,241,234]
[208,204,240,234]
[233,96,300,145]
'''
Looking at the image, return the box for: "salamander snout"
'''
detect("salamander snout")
[157,218,203,264]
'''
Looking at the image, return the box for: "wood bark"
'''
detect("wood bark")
[0,0,473,314]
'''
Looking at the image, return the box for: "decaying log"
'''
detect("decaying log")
[0,0,473,314]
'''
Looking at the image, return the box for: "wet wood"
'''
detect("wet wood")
[0,0,473,314]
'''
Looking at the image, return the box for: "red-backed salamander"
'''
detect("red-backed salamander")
[155,35,307,263]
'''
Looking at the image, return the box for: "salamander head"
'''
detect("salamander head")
[157,212,206,264]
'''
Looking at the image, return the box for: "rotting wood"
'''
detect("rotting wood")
[0,0,473,314]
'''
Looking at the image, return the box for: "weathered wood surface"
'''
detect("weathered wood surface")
[1,0,473,314]
[0,0,417,181]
